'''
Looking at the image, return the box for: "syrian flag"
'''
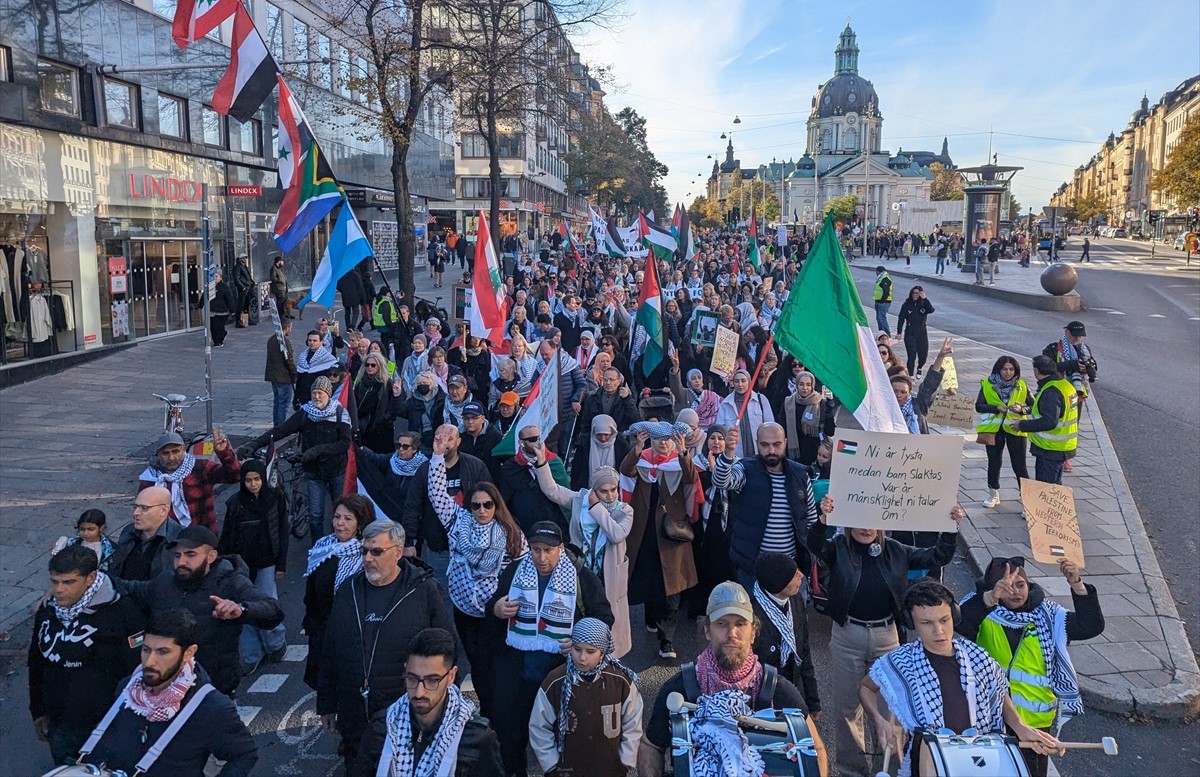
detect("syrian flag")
[638,210,677,262]
[172,0,239,48]
[212,5,277,123]
[467,212,508,344]
[747,205,763,272]
[775,211,907,433]
[299,202,374,308]
[492,357,559,456]
[274,75,343,253]
[632,228,665,376]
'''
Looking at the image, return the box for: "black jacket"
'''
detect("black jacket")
[575,390,640,447]
[82,665,257,777]
[486,550,614,635]
[109,519,183,582]
[251,406,353,480]
[447,347,493,400]
[459,426,504,481]
[895,298,935,336]
[118,556,285,694]
[957,578,1105,646]
[355,379,402,454]
[219,486,288,573]
[354,710,504,777]
[28,579,144,733]
[806,522,957,627]
[497,457,571,536]
[405,389,449,450]
[209,279,237,316]
[402,454,492,552]
[317,560,455,727]
[356,447,419,523]
[751,595,821,713]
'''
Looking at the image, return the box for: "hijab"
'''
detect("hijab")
[589,414,618,470]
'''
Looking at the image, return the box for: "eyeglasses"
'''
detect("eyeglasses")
[396,443,415,450]
[133,503,168,512]
[404,671,452,691]
[468,500,495,512]
[360,545,397,557]
[519,435,540,444]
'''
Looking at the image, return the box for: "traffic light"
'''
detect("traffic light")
[1147,212,1159,225]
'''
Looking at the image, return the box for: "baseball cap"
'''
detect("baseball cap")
[1065,321,1086,336]
[499,391,520,406]
[168,525,219,550]
[462,401,485,417]
[527,521,564,547]
[155,432,186,451]
[706,581,754,622]
[447,374,468,388]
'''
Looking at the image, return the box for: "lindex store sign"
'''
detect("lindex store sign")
[224,185,263,197]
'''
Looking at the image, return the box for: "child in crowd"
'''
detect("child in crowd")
[53,509,114,571]
[529,618,643,776]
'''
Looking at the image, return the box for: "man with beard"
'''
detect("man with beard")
[79,608,258,776]
[637,582,826,777]
[116,525,285,695]
[714,423,826,590]
[29,545,145,766]
[318,520,454,772]
[356,628,503,777]
[137,428,240,534]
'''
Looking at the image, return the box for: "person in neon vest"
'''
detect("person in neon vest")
[957,557,1105,777]
[1008,355,1078,485]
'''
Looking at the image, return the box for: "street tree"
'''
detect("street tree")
[823,193,859,223]
[1152,114,1200,206]
[929,162,964,201]
[568,106,669,217]
[725,178,780,223]
[688,195,723,229]
[1069,193,1108,223]
[1008,196,1023,223]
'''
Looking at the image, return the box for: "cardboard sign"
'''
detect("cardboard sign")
[940,356,959,391]
[1020,479,1085,567]
[827,430,964,532]
[926,392,976,429]
[709,325,739,380]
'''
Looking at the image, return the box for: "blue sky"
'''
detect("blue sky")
[577,0,1200,216]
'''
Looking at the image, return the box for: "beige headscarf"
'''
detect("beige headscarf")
[589,414,618,471]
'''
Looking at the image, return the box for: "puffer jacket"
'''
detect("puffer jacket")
[117,555,285,694]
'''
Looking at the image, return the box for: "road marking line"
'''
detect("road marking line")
[248,673,289,694]
[237,705,262,726]
[1148,314,1166,318]
[1106,311,1126,315]
[1191,317,1200,321]
[282,644,308,662]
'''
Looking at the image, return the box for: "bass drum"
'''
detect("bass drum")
[668,708,820,776]
[42,766,128,777]
[915,729,1029,777]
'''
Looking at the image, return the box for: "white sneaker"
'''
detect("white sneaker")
[983,490,1001,509]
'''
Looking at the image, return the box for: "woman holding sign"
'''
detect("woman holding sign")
[807,497,965,777]
[974,356,1032,509]
[957,557,1105,777]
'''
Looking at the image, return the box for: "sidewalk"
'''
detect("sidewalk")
[851,253,1083,311]
[920,328,1200,719]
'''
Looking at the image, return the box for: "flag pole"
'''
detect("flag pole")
[736,331,775,422]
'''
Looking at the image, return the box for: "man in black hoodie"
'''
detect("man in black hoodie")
[29,545,145,765]
[116,525,285,695]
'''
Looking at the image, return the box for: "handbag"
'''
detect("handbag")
[975,432,996,446]
[660,505,694,543]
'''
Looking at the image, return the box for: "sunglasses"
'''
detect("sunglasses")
[519,435,540,444]
[396,443,415,450]
[468,500,495,511]
[360,545,397,557]
[366,363,379,369]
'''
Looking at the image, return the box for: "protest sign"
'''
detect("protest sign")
[926,392,976,429]
[827,430,964,532]
[940,356,959,391]
[709,325,738,379]
[1020,479,1085,567]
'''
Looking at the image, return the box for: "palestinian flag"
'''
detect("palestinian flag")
[632,236,665,376]
[638,210,677,263]
[775,212,908,433]
[212,5,277,123]
[172,0,238,48]
[671,203,682,238]
[604,215,628,258]
[467,212,508,344]
[274,75,343,253]
[493,359,559,456]
[678,202,697,261]
[747,206,762,272]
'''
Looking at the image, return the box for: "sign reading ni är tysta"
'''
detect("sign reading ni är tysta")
[827,430,964,532]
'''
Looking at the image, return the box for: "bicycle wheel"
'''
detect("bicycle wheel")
[288,477,310,539]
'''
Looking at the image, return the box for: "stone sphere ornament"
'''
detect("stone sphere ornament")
[1040,262,1078,296]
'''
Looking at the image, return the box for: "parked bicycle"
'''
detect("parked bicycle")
[414,295,449,328]
[152,393,210,444]
[260,439,310,540]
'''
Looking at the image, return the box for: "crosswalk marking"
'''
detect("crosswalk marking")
[282,644,308,662]
[248,673,289,694]
[237,705,262,726]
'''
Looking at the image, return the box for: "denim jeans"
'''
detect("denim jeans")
[240,565,287,664]
[874,301,890,334]
[935,256,945,274]
[271,382,293,426]
[306,472,344,540]
[975,258,985,283]
[422,546,453,613]
[1034,455,1065,485]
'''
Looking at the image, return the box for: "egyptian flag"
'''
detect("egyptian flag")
[172,0,239,48]
[213,5,277,123]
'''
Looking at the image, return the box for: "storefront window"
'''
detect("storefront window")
[103,78,140,130]
[201,105,224,147]
[158,94,187,139]
[38,59,79,117]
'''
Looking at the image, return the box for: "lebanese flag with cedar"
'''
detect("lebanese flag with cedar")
[467,212,508,344]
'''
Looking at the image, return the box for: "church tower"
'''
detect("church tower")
[806,24,882,166]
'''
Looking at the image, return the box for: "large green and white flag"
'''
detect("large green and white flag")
[632,215,666,376]
[775,213,907,433]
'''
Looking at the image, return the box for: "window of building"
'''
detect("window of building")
[158,93,187,139]
[336,45,351,96]
[38,59,79,116]
[266,3,285,59]
[233,117,262,155]
[293,20,310,77]
[315,34,332,89]
[201,105,225,147]
[459,133,524,159]
[153,0,218,39]
[103,78,140,130]
[0,46,11,82]
[460,177,520,199]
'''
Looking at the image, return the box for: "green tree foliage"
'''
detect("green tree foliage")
[823,194,859,223]
[568,106,668,216]
[1068,193,1108,223]
[724,178,780,222]
[1008,196,1023,223]
[1152,114,1200,206]
[929,162,964,201]
[688,195,724,229]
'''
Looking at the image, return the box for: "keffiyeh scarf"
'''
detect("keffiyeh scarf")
[751,582,796,667]
[987,373,1019,404]
[305,534,363,592]
[377,684,475,777]
[1058,336,1092,390]
[301,400,349,424]
[505,553,578,653]
[123,658,198,722]
[869,638,1007,777]
[556,619,637,751]
[687,689,766,777]
[298,346,338,374]
[53,571,108,626]
[694,647,763,701]
[141,455,196,527]
[390,451,429,478]
[983,597,1083,720]
[448,515,522,618]
[900,397,921,434]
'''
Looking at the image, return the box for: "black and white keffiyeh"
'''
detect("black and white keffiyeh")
[869,638,1007,777]
[688,689,765,777]
[506,552,578,653]
[52,571,109,626]
[556,618,636,751]
[298,346,338,374]
[301,400,350,424]
[305,535,363,592]
[140,455,196,527]
[377,683,475,777]
[981,596,1083,721]
[391,451,428,478]
[751,582,796,667]
[623,420,692,441]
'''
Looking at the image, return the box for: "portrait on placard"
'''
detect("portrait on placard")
[690,309,720,347]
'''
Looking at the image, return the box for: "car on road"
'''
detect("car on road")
[1173,231,1193,251]
[1068,225,1084,235]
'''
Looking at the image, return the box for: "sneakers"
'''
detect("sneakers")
[646,624,658,635]
[266,646,287,664]
[983,489,1001,509]
[658,642,677,659]
[914,369,923,381]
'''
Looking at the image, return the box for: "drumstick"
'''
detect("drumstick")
[875,744,893,777]
[1019,736,1118,756]
[666,692,788,734]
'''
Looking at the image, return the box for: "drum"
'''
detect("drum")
[41,765,127,777]
[668,708,819,776]
[914,729,1029,777]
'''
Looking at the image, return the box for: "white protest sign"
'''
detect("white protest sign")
[709,325,739,379]
[926,392,976,429]
[828,430,964,532]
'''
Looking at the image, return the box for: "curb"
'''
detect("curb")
[850,264,1083,311]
